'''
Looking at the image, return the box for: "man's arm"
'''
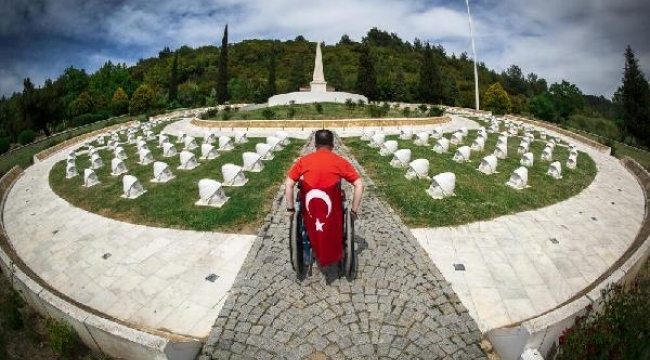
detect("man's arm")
[285,176,297,211]
[350,178,364,214]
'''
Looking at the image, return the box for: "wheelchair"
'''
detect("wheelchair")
[289,182,355,278]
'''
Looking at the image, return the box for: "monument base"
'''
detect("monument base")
[268,92,368,107]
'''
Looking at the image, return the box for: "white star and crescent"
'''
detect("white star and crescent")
[305,189,332,232]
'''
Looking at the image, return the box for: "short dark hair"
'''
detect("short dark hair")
[315,129,334,147]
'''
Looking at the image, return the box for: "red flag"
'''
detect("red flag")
[300,182,343,267]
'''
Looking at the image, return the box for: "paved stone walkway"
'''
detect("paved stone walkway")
[201,135,486,359]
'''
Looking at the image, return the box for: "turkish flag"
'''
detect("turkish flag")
[300,182,343,267]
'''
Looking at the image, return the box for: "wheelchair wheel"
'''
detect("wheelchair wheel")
[289,211,304,277]
[342,209,355,277]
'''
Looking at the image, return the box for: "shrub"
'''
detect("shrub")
[201,109,219,120]
[0,137,11,155]
[261,108,275,120]
[129,84,156,115]
[222,110,233,120]
[381,102,390,116]
[483,82,512,115]
[17,129,37,145]
[70,113,107,128]
[427,106,444,117]
[314,103,324,114]
[345,98,356,111]
[357,99,365,108]
[367,104,383,118]
[287,106,296,119]
[402,107,411,118]
[0,290,24,330]
[46,317,76,357]
[418,104,428,113]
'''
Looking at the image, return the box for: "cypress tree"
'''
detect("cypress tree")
[418,43,442,104]
[620,45,650,145]
[288,56,307,91]
[356,44,379,101]
[267,46,277,97]
[168,52,179,102]
[217,24,229,104]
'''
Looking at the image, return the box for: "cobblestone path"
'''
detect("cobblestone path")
[201,135,486,359]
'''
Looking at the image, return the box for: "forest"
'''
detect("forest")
[0,27,646,154]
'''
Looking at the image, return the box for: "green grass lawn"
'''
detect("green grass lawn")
[50,132,304,233]
[0,115,143,177]
[204,102,433,121]
[344,131,597,227]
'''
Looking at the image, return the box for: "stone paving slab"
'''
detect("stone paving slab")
[201,134,486,359]
[3,143,256,339]
[411,119,645,332]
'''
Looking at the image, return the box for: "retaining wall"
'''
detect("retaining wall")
[486,156,650,360]
[190,116,451,130]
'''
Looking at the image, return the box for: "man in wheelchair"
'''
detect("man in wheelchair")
[285,130,364,277]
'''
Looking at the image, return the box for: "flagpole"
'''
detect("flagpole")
[465,0,480,111]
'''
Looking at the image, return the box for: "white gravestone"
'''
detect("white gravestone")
[242,152,264,172]
[431,127,444,140]
[163,143,178,158]
[122,175,146,199]
[361,129,375,141]
[111,158,128,176]
[478,155,498,175]
[158,134,170,148]
[399,128,413,140]
[414,132,430,146]
[460,127,468,137]
[222,164,248,187]
[405,159,430,180]
[184,136,198,150]
[177,132,186,144]
[266,136,283,152]
[426,172,456,199]
[450,131,464,145]
[471,137,485,152]
[276,130,290,145]
[567,153,578,169]
[178,150,199,170]
[200,144,219,160]
[139,148,154,165]
[390,149,411,168]
[518,142,530,155]
[234,131,248,144]
[379,140,398,156]
[151,161,174,183]
[256,143,274,160]
[91,154,104,169]
[114,146,128,160]
[541,146,553,161]
[453,146,471,163]
[370,133,386,148]
[433,137,450,154]
[195,179,229,208]
[506,167,529,190]
[547,161,562,179]
[494,144,508,159]
[204,132,217,144]
[83,169,100,187]
[520,152,534,167]
[66,163,78,179]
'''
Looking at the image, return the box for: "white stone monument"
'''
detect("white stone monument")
[195,179,229,208]
[506,167,529,190]
[200,144,219,160]
[91,154,103,169]
[276,130,290,146]
[121,175,146,199]
[370,133,386,148]
[379,140,398,156]
[163,143,178,158]
[204,132,217,144]
[266,136,283,152]
[114,146,127,160]
[159,134,170,148]
[541,146,553,161]
[414,132,430,146]
[433,138,450,154]
[219,136,235,151]
[83,169,100,187]
[268,42,368,106]
[453,146,471,163]
[405,159,430,180]
[222,164,248,187]
[450,131,464,145]
[111,158,128,176]
[256,143,274,160]
[567,153,578,169]
[66,163,78,179]
[478,155,498,175]
[390,149,411,168]
[400,129,413,140]
[494,144,508,159]
[471,137,485,152]
[234,131,248,144]
[431,127,444,140]
[184,136,198,150]
[151,161,174,183]
[361,129,375,141]
[548,161,562,179]
[139,148,154,165]
[520,152,534,167]
[242,152,264,172]
[427,172,456,199]
[178,151,199,170]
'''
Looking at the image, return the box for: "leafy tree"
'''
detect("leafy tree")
[129,84,156,115]
[338,34,353,45]
[548,80,585,120]
[169,52,179,102]
[288,56,308,91]
[111,87,129,115]
[502,65,526,95]
[267,47,277,97]
[483,83,512,115]
[217,24,229,104]
[356,44,379,101]
[418,43,443,104]
[528,93,556,121]
[618,45,650,146]
[177,82,202,107]
[69,91,93,117]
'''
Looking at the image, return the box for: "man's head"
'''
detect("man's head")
[315,129,334,149]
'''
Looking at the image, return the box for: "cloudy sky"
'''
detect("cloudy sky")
[1,0,648,98]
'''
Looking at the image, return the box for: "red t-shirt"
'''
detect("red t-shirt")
[288,149,360,188]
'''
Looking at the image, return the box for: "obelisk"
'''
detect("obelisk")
[310,42,327,92]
